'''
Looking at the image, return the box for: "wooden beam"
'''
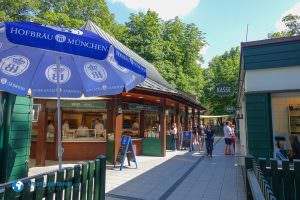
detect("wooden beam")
[175,103,181,149]
[160,97,166,157]
[184,106,189,131]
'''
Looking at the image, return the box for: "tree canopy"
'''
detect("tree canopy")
[116,12,206,100]
[202,47,240,115]
[1,1,238,115]
[269,14,300,38]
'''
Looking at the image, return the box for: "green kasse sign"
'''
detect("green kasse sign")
[214,83,234,97]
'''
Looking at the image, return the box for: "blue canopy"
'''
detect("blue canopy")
[0,21,146,97]
[0,21,147,170]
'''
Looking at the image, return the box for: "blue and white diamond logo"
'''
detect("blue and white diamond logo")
[12,180,24,193]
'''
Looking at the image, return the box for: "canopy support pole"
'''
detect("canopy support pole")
[56,56,63,170]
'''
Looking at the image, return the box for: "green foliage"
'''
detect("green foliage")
[0,0,39,21]
[117,12,206,100]
[203,47,240,115]
[0,0,116,32]
[269,14,300,38]
[0,1,210,111]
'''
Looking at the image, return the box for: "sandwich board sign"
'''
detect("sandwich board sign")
[182,131,193,152]
[214,83,234,97]
[115,135,138,171]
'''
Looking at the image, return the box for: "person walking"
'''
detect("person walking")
[204,124,215,157]
[171,123,178,151]
[223,121,232,155]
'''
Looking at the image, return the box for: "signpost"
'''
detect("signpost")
[214,83,234,97]
[115,135,138,171]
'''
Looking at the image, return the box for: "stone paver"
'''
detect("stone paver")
[166,140,246,200]
[29,138,246,200]
[106,138,246,200]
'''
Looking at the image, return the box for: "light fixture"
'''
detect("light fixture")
[126,94,132,97]
[138,96,144,99]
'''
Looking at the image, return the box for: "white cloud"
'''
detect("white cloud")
[276,2,300,32]
[111,0,200,20]
[199,44,209,55]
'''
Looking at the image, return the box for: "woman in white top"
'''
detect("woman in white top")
[171,123,178,151]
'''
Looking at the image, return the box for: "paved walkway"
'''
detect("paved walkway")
[106,139,246,200]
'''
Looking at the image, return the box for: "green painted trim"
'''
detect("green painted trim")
[142,138,162,156]
[245,93,274,158]
[242,39,300,70]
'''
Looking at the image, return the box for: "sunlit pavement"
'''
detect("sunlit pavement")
[106,138,246,200]
[28,138,246,200]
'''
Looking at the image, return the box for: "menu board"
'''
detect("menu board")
[115,135,138,171]
[182,131,193,148]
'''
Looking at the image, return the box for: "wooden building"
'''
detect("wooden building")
[237,36,300,158]
[30,21,206,166]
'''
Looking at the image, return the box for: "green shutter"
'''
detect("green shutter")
[0,93,32,183]
[245,93,273,158]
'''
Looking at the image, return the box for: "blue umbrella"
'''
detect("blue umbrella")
[0,22,146,169]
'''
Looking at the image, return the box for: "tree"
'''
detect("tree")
[269,14,300,38]
[0,0,39,21]
[0,0,117,33]
[119,12,206,100]
[203,47,240,115]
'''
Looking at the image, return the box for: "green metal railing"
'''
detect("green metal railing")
[0,155,106,200]
[245,155,300,200]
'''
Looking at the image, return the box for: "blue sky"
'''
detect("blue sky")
[107,0,300,66]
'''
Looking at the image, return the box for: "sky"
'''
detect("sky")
[107,0,300,66]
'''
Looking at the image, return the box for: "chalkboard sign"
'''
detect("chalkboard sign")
[115,136,138,171]
[182,131,193,151]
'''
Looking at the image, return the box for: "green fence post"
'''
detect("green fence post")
[45,172,55,200]
[87,161,95,200]
[73,165,81,200]
[295,160,300,200]
[94,159,100,200]
[35,175,45,199]
[258,158,266,175]
[64,167,73,200]
[98,155,106,200]
[21,180,33,200]
[0,187,4,200]
[55,170,65,200]
[245,155,254,200]
[270,159,281,199]
[81,162,88,200]
[282,160,292,200]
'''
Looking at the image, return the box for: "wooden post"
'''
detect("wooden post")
[184,106,188,132]
[139,110,145,138]
[114,96,123,161]
[192,109,195,128]
[160,97,166,157]
[36,101,47,166]
[175,104,180,149]
[197,110,200,125]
